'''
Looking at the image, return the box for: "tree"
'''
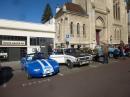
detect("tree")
[126,0,130,11]
[41,3,53,24]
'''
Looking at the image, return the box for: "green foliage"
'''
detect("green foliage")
[126,0,130,10]
[41,3,53,23]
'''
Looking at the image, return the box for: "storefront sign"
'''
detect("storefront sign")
[2,40,25,46]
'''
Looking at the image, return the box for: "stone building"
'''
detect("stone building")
[55,0,128,48]
[128,11,130,43]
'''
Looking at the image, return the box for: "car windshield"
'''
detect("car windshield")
[64,48,81,54]
[53,49,64,54]
[26,53,45,60]
[53,48,82,55]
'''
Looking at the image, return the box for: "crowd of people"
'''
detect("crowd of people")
[94,40,130,64]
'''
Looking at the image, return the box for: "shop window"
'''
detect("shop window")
[77,23,80,37]
[70,22,74,37]
[83,24,86,37]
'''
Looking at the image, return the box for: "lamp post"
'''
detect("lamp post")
[110,35,112,45]
[65,34,71,48]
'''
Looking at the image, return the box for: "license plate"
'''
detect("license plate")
[46,69,50,73]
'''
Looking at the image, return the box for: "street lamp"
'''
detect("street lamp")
[110,35,112,45]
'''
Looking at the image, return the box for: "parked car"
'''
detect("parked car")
[49,48,92,68]
[108,47,120,58]
[0,51,8,60]
[20,52,59,79]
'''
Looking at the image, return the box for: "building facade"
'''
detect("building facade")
[128,10,130,43]
[55,0,128,48]
[0,19,55,61]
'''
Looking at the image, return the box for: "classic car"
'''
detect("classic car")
[50,48,92,68]
[108,47,120,58]
[20,52,59,78]
[0,51,8,60]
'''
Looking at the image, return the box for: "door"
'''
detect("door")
[8,48,20,61]
[96,29,100,45]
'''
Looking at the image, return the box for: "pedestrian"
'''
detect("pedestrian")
[48,44,53,55]
[119,40,126,59]
[124,45,130,57]
[102,41,109,64]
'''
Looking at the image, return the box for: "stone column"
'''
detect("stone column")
[89,0,96,48]
[27,36,30,54]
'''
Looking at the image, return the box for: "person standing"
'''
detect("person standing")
[102,41,109,64]
[119,40,125,57]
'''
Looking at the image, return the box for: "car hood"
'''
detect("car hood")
[67,52,90,57]
[27,59,57,70]
[27,61,42,69]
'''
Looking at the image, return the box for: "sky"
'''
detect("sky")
[0,0,71,23]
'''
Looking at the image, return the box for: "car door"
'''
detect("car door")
[49,49,66,64]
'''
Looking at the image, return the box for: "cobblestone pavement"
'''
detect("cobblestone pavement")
[0,57,125,71]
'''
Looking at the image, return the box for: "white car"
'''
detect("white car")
[0,51,8,60]
[49,48,92,68]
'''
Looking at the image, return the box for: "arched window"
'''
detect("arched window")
[114,29,117,40]
[96,16,105,28]
[117,1,120,20]
[114,28,121,40]
[117,29,121,40]
[77,23,80,37]
[58,23,60,35]
[113,0,120,20]
[83,24,86,37]
[113,1,116,19]
[70,22,73,36]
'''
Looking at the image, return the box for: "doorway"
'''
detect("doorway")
[8,48,20,61]
[96,29,101,45]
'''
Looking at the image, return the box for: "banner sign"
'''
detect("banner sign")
[2,40,25,46]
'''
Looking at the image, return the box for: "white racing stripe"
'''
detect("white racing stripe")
[36,60,45,73]
[42,59,54,73]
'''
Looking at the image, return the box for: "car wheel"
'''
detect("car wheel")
[26,73,31,79]
[67,60,73,69]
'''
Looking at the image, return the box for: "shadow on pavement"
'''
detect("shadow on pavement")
[0,66,13,86]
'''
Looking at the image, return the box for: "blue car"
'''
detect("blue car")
[20,52,59,79]
[108,47,120,58]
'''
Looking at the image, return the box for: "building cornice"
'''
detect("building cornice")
[113,23,122,27]
[0,26,55,33]
[0,19,55,33]
[95,8,109,15]
[65,10,89,18]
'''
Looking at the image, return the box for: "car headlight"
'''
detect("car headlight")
[34,69,40,72]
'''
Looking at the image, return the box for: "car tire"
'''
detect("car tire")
[26,72,31,79]
[67,60,73,69]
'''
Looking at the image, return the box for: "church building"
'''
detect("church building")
[55,0,128,48]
